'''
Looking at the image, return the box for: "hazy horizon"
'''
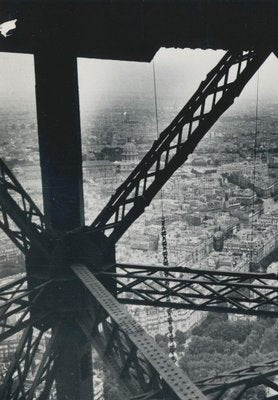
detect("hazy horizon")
[0,48,277,114]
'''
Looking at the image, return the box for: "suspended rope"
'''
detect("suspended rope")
[152,61,160,139]
[152,60,177,364]
[250,71,260,268]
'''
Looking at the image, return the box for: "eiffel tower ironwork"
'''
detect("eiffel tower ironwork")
[0,10,277,398]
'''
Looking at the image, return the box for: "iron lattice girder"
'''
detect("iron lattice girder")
[0,276,51,342]
[0,48,273,400]
[102,264,278,317]
[73,264,207,400]
[0,159,48,256]
[0,324,61,400]
[90,49,270,246]
[195,359,278,400]
[0,50,271,260]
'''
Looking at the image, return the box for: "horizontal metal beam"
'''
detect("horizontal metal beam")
[100,263,278,317]
[0,1,277,58]
[195,359,278,400]
[73,264,207,400]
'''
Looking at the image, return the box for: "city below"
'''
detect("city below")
[0,93,277,399]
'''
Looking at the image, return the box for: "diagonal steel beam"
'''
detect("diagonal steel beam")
[73,264,208,400]
[0,159,50,256]
[90,49,270,246]
[0,325,61,400]
[25,325,61,400]
[0,276,52,342]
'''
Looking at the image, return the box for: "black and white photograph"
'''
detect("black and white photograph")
[0,1,277,399]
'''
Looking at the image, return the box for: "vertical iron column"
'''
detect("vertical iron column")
[55,323,94,400]
[34,49,84,231]
[34,50,93,399]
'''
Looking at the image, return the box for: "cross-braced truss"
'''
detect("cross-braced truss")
[196,359,278,400]
[0,47,276,400]
[0,276,51,342]
[0,159,49,257]
[103,264,278,317]
[0,325,61,400]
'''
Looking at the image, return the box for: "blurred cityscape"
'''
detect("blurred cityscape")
[0,93,277,397]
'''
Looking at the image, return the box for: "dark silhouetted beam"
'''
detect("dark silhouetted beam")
[34,47,92,400]
[0,1,277,60]
[34,48,84,232]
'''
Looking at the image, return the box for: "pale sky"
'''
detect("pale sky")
[0,48,277,111]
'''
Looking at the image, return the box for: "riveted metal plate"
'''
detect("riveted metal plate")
[73,264,207,400]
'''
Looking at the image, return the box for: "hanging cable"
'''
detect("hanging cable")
[250,71,260,268]
[152,60,177,364]
[152,61,160,139]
